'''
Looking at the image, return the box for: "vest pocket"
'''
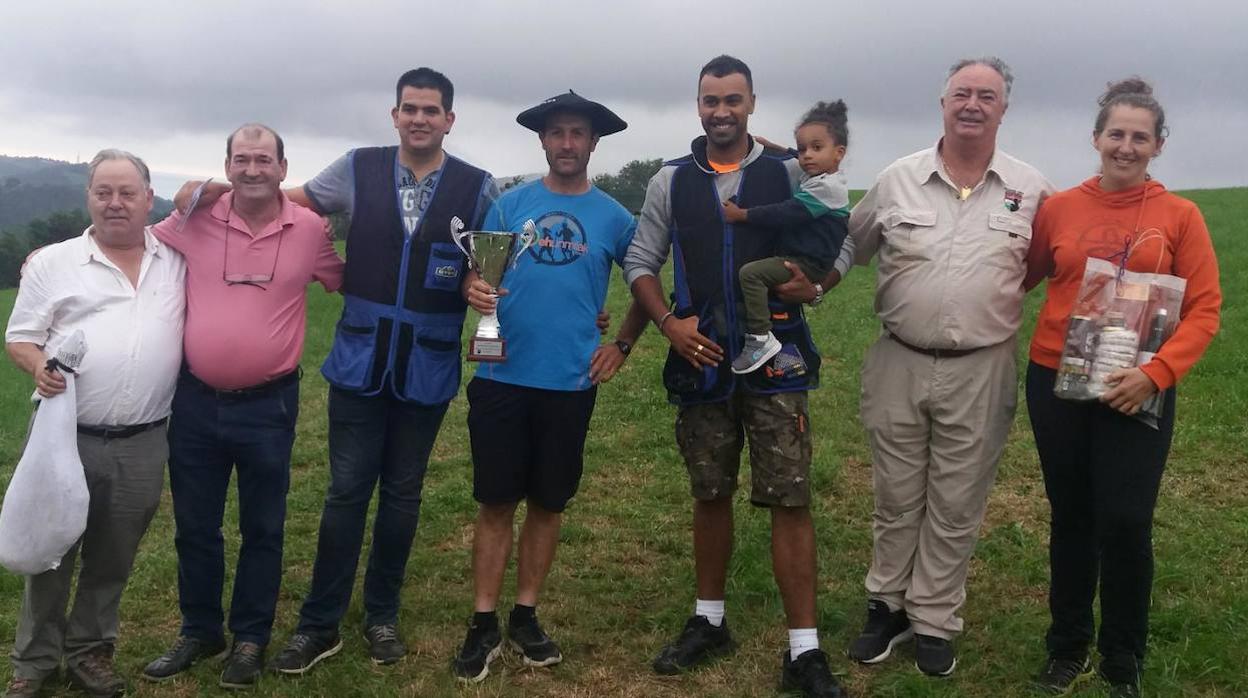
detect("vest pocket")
[424,242,464,292]
[662,307,720,398]
[402,324,462,404]
[323,320,379,391]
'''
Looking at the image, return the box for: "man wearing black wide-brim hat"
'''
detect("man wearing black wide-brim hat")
[451,91,649,684]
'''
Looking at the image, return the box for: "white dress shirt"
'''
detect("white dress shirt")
[6,227,186,426]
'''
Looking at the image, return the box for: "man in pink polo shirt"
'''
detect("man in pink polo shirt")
[140,124,343,690]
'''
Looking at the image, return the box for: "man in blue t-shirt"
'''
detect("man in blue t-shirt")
[451,91,649,684]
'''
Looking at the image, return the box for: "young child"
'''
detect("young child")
[725,100,850,374]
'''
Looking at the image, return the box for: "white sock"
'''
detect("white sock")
[789,628,819,658]
[748,333,769,342]
[695,599,725,627]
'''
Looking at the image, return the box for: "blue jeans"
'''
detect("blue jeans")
[297,387,448,633]
[169,371,299,646]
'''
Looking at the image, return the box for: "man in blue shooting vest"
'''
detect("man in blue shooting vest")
[623,55,855,698]
[263,67,498,674]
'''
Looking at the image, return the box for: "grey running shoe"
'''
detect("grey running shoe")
[731,333,782,374]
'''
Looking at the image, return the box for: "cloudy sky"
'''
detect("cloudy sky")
[2,1,1245,197]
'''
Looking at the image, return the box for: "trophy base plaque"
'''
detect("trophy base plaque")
[468,336,507,363]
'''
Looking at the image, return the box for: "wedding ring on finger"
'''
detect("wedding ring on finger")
[696,344,704,354]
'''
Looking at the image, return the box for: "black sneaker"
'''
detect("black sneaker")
[452,617,502,684]
[1100,667,1141,698]
[652,615,737,675]
[914,634,956,677]
[219,641,265,690]
[142,635,228,682]
[1033,656,1093,695]
[364,624,407,665]
[507,616,563,667]
[269,631,343,675]
[847,599,913,664]
[780,649,846,698]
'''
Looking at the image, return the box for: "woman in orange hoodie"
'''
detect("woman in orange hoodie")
[1022,78,1222,698]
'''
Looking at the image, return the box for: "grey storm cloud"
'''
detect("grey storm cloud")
[2,0,1246,191]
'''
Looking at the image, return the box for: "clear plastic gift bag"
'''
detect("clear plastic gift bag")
[1052,258,1185,429]
[0,331,90,575]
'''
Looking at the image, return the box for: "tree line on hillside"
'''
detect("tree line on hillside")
[592,158,663,214]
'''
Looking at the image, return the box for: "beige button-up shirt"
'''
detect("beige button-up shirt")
[849,142,1054,350]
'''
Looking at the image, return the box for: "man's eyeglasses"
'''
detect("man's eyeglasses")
[223,220,283,290]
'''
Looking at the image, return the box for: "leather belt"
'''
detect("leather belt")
[181,366,301,398]
[77,418,167,439]
[887,333,986,359]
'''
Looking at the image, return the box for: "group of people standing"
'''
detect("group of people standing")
[2,51,1222,698]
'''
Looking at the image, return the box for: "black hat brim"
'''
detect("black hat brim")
[516,94,627,137]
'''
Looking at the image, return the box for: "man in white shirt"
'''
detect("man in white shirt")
[4,149,186,698]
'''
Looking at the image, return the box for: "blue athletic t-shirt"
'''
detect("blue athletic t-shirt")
[476,180,636,391]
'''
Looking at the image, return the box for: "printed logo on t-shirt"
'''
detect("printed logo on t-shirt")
[528,211,588,266]
[399,173,437,237]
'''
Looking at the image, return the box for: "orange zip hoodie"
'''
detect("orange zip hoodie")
[1024,177,1221,390]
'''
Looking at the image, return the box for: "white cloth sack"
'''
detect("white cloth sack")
[0,331,90,575]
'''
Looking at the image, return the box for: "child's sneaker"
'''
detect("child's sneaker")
[732,333,782,374]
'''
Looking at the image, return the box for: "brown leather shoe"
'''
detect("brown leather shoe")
[67,647,125,697]
[4,675,46,698]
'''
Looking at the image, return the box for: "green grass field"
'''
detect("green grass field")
[1,188,1244,697]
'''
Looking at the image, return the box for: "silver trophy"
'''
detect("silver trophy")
[450,216,536,362]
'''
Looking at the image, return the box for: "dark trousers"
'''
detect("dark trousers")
[169,372,299,646]
[1025,362,1175,683]
[297,387,448,633]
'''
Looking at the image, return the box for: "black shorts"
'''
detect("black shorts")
[466,377,597,513]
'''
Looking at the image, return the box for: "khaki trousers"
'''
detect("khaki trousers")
[10,426,167,680]
[859,333,1017,638]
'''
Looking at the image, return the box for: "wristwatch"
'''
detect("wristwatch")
[613,339,632,356]
[810,282,825,307]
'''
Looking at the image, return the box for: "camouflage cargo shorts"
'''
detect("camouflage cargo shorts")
[675,391,812,507]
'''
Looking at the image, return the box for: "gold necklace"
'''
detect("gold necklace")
[940,155,977,200]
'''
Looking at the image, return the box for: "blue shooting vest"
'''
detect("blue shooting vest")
[321,146,490,404]
[662,137,821,405]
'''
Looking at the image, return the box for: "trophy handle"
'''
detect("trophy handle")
[449,216,471,260]
[513,219,538,268]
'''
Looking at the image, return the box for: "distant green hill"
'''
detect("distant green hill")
[0,155,173,231]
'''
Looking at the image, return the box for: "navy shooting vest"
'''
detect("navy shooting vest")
[321,146,490,403]
[662,137,821,405]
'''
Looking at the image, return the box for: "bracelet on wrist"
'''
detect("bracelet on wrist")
[656,311,674,330]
